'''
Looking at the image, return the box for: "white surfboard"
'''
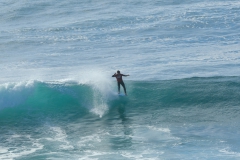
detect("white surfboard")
[118,93,127,96]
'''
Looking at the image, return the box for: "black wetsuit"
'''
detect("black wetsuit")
[112,73,127,94]
[118,81,126,94]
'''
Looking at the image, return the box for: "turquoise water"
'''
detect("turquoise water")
[1,77,240,159]
[1,0,240,159]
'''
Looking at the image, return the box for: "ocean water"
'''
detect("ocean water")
[1,0,240,159]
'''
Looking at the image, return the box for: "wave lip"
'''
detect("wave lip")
[0,81,35,109]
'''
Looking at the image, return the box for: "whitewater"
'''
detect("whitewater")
[1,0,240,159]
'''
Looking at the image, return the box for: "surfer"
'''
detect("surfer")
[112,70,129,95]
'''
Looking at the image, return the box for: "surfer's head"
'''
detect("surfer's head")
[117,70,120,74]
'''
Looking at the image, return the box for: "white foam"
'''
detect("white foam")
[0,81,34,91]
[0,147,8,154]
[45,126,74,150]
[132,126,179,143]
[0,134,43,160]
[219,148,240,157]
[147,126,170,133]
[64,69,116,117]
[78,134,102,148]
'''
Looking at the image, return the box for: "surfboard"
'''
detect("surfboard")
[118,93,125,96]
[114,92,127,96]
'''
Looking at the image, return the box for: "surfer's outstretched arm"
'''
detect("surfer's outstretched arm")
[122,74,130,76]
[112,73,116,77]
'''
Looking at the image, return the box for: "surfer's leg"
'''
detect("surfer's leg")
[121,82,127,95]
[117,82,120,94]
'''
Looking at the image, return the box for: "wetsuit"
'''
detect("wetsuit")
[112,73,127,94]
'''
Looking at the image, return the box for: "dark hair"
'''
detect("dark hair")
[117,70,120,73]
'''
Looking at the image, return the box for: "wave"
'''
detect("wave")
[0,76,240,121]
[0,80,116,118]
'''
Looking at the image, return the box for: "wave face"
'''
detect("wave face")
[1,76,240,159]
